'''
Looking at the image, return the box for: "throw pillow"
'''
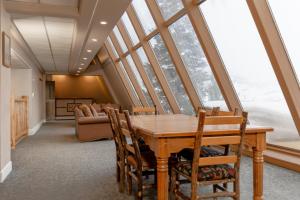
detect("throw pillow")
[81,104,93,117]
[90,105,99,117]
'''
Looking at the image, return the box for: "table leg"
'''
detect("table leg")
[253,147,264,200]
[157,157,169,200]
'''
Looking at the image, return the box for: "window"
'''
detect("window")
[201,0,299,144]
[121,12,139,46]
[126,55,154,106]
[113,26,128,53]
[136,47,173,113]
[268,0,300,84]
[169,15,228,110]
[132,0,157,35]
[155,0,184,20]
[149,34,194,115]
[107,36,118,58]
[118,61,142,105]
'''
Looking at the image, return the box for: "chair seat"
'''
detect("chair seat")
[179,146,223,160]
[127,150,156,169]
[175,161,235,181]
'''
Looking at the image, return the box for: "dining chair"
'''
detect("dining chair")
[115,110,156,200]
[132,105,158,115]
[107,108,126,193]
[196,106,220,117]
[170,110,248,200]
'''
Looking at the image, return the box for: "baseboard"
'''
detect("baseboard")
[0,161,12,183]
[29,120,45,136]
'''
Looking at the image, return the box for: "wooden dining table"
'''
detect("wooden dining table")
[131,114,273,200]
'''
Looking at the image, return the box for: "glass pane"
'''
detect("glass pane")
[118,61,142,105]
[121,12,139,46]
[113,26,128,53]
[149,34,194,115]
[136,47,173,113]
[155,0,184,20]
[169,15,228,110]
[107,36,119,58]
[132,0,157,35]
[126,55,154,106]
[201,0,299,147]
[268,0,300,84]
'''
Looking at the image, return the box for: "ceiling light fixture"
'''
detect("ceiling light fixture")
[83,57,88,60]
[100,21,108,25]
[80,63,84,66]
[87,49,92,53]
[92,38,98,42]
[79,67,82,70]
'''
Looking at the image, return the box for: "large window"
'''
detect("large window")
[169,15,228,109]
[268,0,300,84]
[149,34,194,115]
[113,26,128,53]
[126,55,154,106]
[121,12,139,46]
[118,61,141,105]
[131,0,157,35]
[155,0,184,20]
[201,0,299,144]
[107,36,118,58]
[136,47,172,113]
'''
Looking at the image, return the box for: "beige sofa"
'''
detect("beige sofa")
[74,105,113,142]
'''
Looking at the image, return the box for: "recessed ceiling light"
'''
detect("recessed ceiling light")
[92,38,98,42]
[79,67,82,70]
[83,57,88,60]
[100,21,108,25]
[87,49,92,53]
[80,63,84,66]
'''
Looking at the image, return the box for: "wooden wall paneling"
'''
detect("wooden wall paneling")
[247,0,300,134]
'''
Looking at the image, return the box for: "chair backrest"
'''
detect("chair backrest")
[217,108,239,116]
[132,105,158,115]
[115,110,143,170]
[191,110,248,181]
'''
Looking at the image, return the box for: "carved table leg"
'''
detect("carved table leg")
[157,157,169,200]
[253,147,264,200]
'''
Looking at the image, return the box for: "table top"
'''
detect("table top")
[131,114,274,138]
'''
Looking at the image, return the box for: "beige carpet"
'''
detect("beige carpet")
[0,121,299,200]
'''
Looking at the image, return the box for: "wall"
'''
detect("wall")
[0,0,12,181]
[102,60,132,110]
[52,75,114,103]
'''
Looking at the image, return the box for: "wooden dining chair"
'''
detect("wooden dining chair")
[132,105,158,115]
[196,106,220,117]
[107,108,126,193]
[170,110,248,200]
[115,110,156,200]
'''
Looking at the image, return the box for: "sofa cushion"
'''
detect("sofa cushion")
[92,103,102,113]
[78,116,110,125]
[90,105,99,117]
[81,105,93,117]
[75,107,85,117]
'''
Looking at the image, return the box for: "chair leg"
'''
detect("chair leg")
[116,162,120,182]
[234,177,240,200]
[127,165,132,195]
[137,173,143,200]
[119,162,125,193]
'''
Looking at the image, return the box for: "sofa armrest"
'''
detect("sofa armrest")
[78,116,110,125]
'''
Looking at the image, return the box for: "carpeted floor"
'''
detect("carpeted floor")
[0,121,299,200]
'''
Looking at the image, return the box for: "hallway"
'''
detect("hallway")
[0,122,299,200]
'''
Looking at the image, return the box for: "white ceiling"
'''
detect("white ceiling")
[5,0,131,74]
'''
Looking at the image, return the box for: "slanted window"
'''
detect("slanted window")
[132,0,157,35]
[169,15,228,110]
[107,36,118,58]
[121,12,140,46]
[149,34,194,115]
[113,26,128,53]
[126,55,154,106]
[155,0,184,20]
[136,47,172,113]
[201,0,299,144]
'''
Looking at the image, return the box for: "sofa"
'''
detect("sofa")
[74,104,113,142]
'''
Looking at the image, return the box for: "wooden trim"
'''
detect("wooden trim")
[202,136,241,145]
[183,0,243,112]
[247,0,300,134]
[198,155,237,166]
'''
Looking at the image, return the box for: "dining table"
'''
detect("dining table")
[130,114,273,200]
